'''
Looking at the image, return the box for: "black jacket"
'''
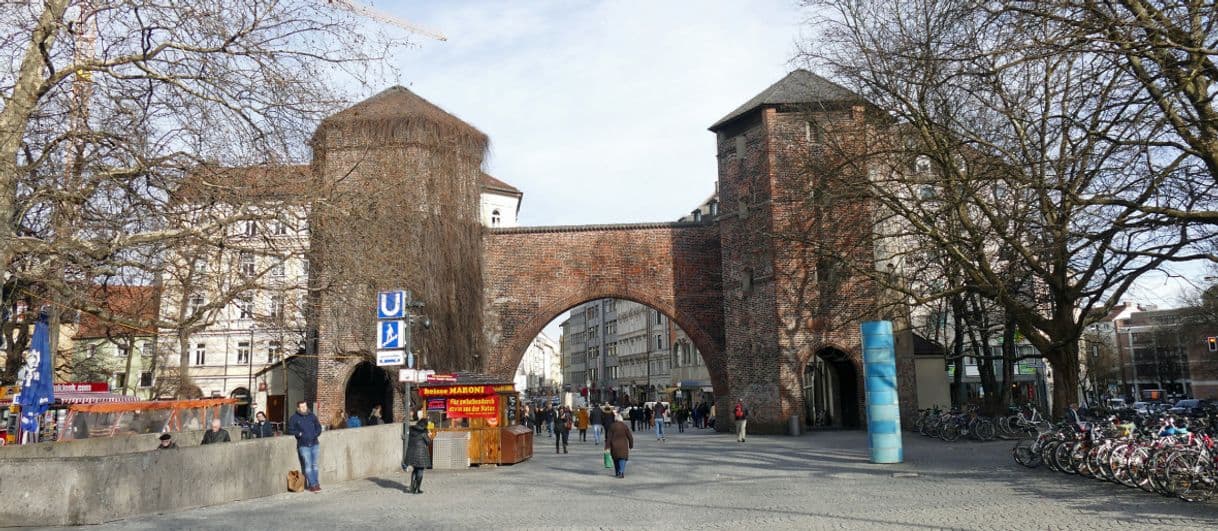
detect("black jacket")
[590,406,603,426]
[201,429,231,444]
[406,422,432,468]
[252,420,274,438]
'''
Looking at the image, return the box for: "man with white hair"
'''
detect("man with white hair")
[201,418,231,444]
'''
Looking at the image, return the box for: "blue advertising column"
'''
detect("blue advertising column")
[861,320,903,463]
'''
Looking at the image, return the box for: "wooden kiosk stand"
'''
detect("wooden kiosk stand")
[416,373,533,465]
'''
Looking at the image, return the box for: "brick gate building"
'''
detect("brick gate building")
[308,70,919,433]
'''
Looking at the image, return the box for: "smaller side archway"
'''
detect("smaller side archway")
[803,347,862,429]
[345,361,395,424]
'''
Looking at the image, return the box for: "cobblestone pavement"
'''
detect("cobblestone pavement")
[75,428,1218,530]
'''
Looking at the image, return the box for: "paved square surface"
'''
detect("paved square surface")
[71,427,1218,530]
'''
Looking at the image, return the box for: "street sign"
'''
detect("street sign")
[398,368,434,382]
[377,290,408,320]
[377,320,405,350]
[377,350,405,367]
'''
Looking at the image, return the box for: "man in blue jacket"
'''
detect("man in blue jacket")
[287,400,323,492]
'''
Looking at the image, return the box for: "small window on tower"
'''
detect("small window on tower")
[491,209,501,226]
[735,136,746,160]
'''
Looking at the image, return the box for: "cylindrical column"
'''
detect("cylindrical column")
[861,320,902,463]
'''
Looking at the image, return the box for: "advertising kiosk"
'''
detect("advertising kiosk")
[416,373,532,465]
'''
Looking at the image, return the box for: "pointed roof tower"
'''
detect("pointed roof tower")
[709,69,863,132]
[313,86,488,152]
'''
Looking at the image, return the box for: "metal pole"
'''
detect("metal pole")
[248,327,255,418]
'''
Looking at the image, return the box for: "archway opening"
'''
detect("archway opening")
[508,296,723,432]
[804,348,861,429]
[345,361,395,424]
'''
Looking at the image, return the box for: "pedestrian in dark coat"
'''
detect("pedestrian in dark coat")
[251,411,275,438]
[406,419,432,494]
[554,406,573,454]
[201,419,231,444]
[605,415,634,478]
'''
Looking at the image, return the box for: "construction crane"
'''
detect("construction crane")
[325,0,447,41]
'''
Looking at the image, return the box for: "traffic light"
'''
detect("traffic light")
[1208,336,1217,352]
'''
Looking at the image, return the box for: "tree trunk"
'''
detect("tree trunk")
[177,332,193,396]
[0,0,70,301]
[1046,343,1081,420]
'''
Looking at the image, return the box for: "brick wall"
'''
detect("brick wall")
[482,223,726,407]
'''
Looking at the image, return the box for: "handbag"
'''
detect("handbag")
[603,449,612,468]
[287,470,305,492]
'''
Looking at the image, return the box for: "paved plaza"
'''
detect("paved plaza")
[73,428,1218,530]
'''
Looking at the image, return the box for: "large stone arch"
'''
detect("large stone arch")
[482,222,726,404]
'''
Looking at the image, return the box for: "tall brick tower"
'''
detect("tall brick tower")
[709,70,884,433]
[308,87,488,421]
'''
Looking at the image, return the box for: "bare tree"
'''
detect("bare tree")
[1000,1,1218,233]
[0,1,404,384]
[798,0,1200,417]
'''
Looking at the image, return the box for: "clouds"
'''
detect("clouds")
[379,0,803,226]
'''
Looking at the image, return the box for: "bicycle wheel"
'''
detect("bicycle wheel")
[1109,443,1137,487]
[1165,451,1201,499]
[1178,457,1217,502]
[1054,441,1076,474]
[974,420,996,441]
[941,422,962,442]
[1043,440,1063,472]
[1012,439,1041,468]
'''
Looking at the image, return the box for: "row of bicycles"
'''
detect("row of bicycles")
[911,404,1047,442]
[1011,412,1217,502]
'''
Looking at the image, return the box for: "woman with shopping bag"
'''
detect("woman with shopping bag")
[604,412,633,478]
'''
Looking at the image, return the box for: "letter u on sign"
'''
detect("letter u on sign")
[377,291,407,320]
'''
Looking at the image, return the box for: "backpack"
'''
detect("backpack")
[734,403,745,420]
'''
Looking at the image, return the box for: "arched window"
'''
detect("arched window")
[491,209,501,226]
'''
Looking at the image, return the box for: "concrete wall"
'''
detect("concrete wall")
[0,423,407,526]
[0,427,241,459]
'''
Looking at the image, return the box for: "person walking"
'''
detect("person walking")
[589,404,604,444]
[576,406,590,442]
[201,418,231,444]
[675,406,687,433]
[654,402,667,441]
[251,411,274,438]
[644,405,654,430]
[605,413,634,478]
[733,399,749,443]
[544,404,555,437]
[691,403,701,429]
[554,405,573,453]
[287,401,324,492]
[405,417,432,494]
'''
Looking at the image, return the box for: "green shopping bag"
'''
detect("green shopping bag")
[603,449,612,468]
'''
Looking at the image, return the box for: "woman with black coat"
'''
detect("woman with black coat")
[405,418,432,494]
